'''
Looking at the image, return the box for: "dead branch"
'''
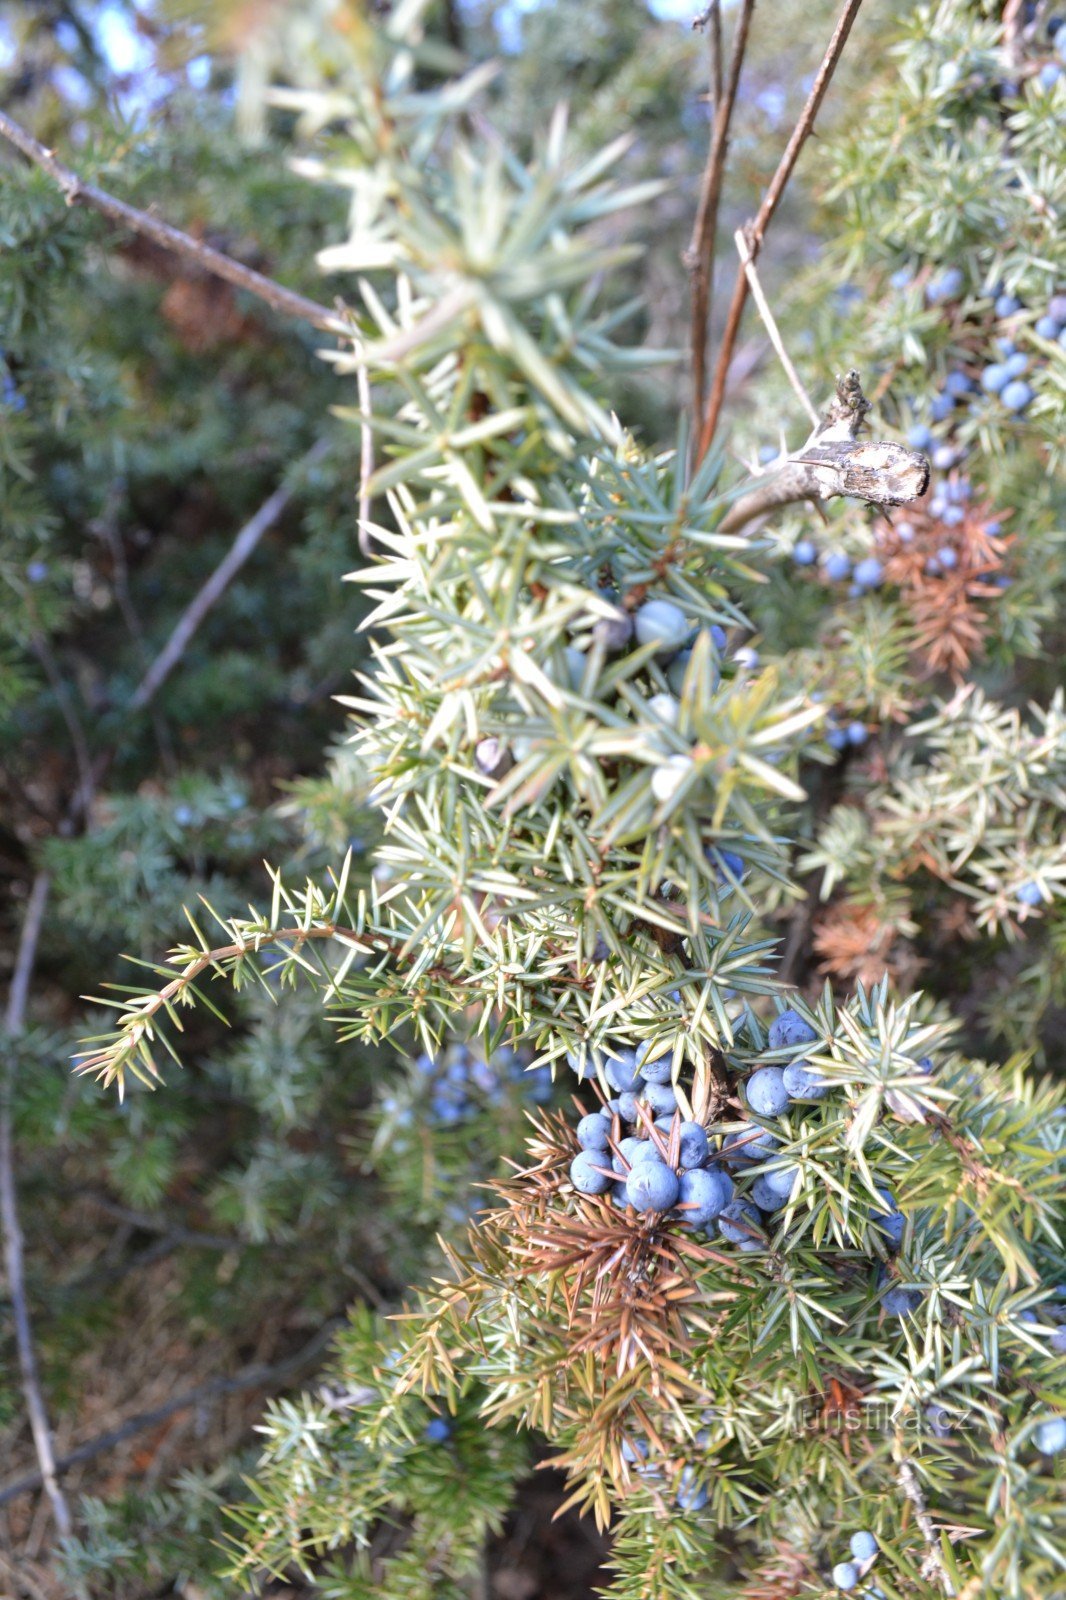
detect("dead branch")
[1,874,71,1538]
[686,0,756,421]
[129,438,330,712]
[717,370,929,535]
[696,0,865,461]
[0,109,349,338]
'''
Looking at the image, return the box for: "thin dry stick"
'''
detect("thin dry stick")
[896,1457,957,1596]
[695,0,864,462]
[356,358,375,558]
[129,438,330,712]
[686,0,756,422]
[0,109,349,338]
[0,873,71,1539]
[0,1318,344,1509]
[734,227,819,427]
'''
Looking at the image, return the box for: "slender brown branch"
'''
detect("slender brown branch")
[129,439,330,712]
[0,109,350,338]
[1,873,72,1539]
[716,370,929,535]
[686,0,756,423]
[0,1318,344,1510]
[734,228,819,427]
[356,360,376,558]
[695,0,864,461]
[896,1457,957,1596]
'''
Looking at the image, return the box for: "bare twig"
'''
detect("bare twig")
[696,0,864,461]
[734,228,819,427]
[0,109,349,338]
[0,1318,344,1509]
[356,359,375,558]
[686,0,756,422]
[129,439,330,712]
[1,874,71,1539]
[717,370,929,535]
[896,1457,957,1596]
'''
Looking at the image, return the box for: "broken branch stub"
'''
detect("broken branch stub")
[717,370,930,535]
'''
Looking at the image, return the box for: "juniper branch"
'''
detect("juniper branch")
[0,109,350,338]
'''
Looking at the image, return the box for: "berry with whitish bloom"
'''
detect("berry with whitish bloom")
[637,1041,673,1084]
[626,1160,680,1212]
[424,1417,452,1443]
[617,1091,640,1121]
[566,1047,599,1081]
[853,557,884,590]
[1018,881,1043,906]
[665,648,693,695]
[570,1150,613,1195]
[937,546,959,569]
[474,736,514,778]
[931,443,958,470]
[927,267,964,303]
[882,1283,922,1316]
[1034,1416,1066,1454]
[782,1058,828,1099]
[677,1121,709,1168]
[761,1163,798,1199]
[651,754,693,803]
[708,844,746,882]
[746,1066,790,1117]
[675,1466,708,1511]
[907,423,933,450]
[1037,61,1063,87]
[924,557,943,577]
[890,267,913,290]
[944,369,971,397]
[605,1050,642,1093]
[26,560,48,583]
[591,604,634,652]
[1035,314,1061,339]
[643,1080,678,1118]
[827,726,849,752]
[751,1174,788,1211]
[676,1166,734,1226]
[1003,351,1030,378]
[793,539,818,566]
[1049,293,1066,321]
[768,1008,818,1051]
[832,1562,860,1591]
[929,392,955,422]
[896,520,914,542]
[733,644,759,670]
[850,1532,878,1563]
[648,692,680,727]
[847,721,868,747]
[995,292,1022,317]
[718,1197,764,1247]
[918,1055,934,1074]
[941,506,964,528]
[874,1188,905,1248]
[823,550,852,582]
[1050,1327,1066,1354]
[634,598,690,658]
[577,1112,612,1151]
[724,1125,780,1164]
[563,646,587,689]
[1001,379,1035,412]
